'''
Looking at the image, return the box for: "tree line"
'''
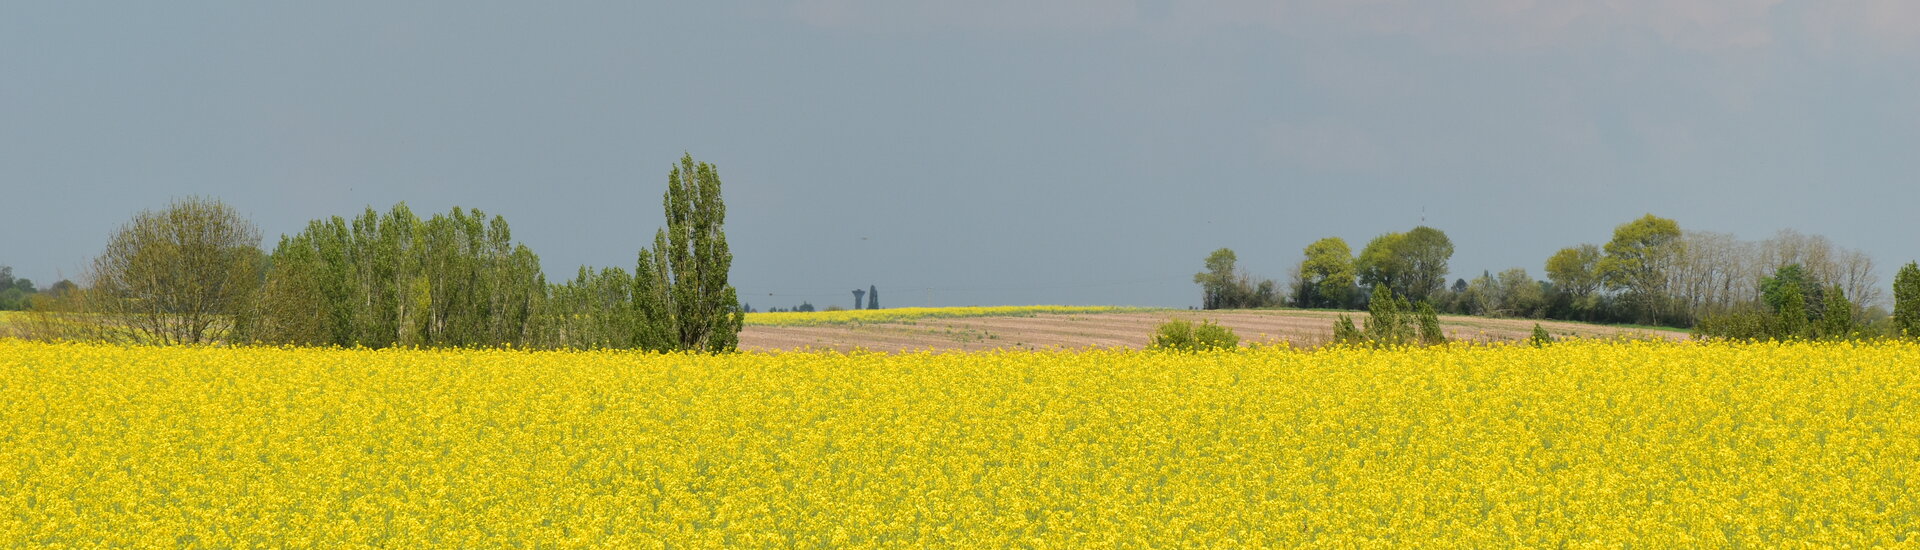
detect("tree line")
[0,266,75,311]
[26,153,746,351]
[1196,214,1920,339]
[1196,224,1455,312]
[745,302,816,313]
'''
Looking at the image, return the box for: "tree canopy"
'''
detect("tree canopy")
[1194,248,1278,310]
[1355,226,1453,302]
[1544,244,1602,298]
[1596,214,1683,324]
[82,197,264,344]
[1895,262,1920,337]
[1298,237,1356,309]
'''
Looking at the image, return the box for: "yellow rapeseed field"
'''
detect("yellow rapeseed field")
[3,339,1917,547]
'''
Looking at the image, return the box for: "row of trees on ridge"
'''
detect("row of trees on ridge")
[1196,214,1920,339]
[25,154,746,351]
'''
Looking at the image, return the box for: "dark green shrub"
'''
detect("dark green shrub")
[1529,323,1554,347]
[1149,319,1239,351]
[1332,315,1363,345]
[1363,285,1416,346]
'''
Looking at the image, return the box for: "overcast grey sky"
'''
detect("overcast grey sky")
[3,1,1916,308]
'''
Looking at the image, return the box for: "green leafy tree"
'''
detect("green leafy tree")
[1354,227,1453,302]
[632,153,745,352]
[1355,232,1409,297]
[1596,214,1683,324]
[1760,264,1825,322]
[1892,262,1920,337]
[1400,226,1454,303]
[351,204,427,348]
[1494,268,1547,318]
[243,232,330,345]
[247,204,544,349]
[541,266,637,349]
[1464,271,1497,316]
[1818,284,1853,339]
[0,288,24,311]
[0,265,33,311]
[1196,248,1244,310]
[1545,245,1602,298]
[1298,237,1356,308]
[1545,244,1603,317]
[1777,283,1809,339]
[399,206,542,347]
[631,246,676,350]
[1193,248,1276,310]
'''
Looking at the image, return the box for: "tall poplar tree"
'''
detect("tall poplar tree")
[632,153,745,352]
[1894,261,1920,337]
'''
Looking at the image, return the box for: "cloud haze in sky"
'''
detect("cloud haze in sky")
[3,2,1916,308]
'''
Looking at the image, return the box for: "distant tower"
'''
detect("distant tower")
[852,288,866,310]
[868,285,880,309]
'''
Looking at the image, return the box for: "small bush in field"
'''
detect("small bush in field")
[1149,319,1239,351]
[1531,323,1555,347]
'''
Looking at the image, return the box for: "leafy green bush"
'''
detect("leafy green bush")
[1149,319,1239,351]
[1331,286,1448,348]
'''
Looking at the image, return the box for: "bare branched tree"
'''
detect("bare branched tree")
[81,197,263,344]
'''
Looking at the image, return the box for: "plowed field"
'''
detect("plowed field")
[739,309,1686,351]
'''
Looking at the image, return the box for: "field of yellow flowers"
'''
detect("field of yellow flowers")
[3,339,1917,547]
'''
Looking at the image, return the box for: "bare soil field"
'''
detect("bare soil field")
[739,309,1690,352]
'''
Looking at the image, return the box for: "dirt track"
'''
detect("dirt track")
[739,309,1689,352]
